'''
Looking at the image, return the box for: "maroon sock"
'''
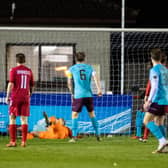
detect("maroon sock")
[21,124,28,142]
[9,124,16,143]
[143,127,150,139]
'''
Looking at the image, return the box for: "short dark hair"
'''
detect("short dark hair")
[75,52,85,62]
[150,48,162,61]
[16,53,25,63]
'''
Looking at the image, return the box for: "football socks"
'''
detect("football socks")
[91,117,99,136]
[146,121,164,139]
[9,124,17,143]
[72,118,78,137]
[159,125,166,137]
[22,124,28,142]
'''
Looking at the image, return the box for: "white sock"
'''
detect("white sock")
[159,137,166,145]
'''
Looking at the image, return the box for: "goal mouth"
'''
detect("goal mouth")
[0,27,168,138]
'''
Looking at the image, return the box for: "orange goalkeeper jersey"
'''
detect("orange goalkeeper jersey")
[38,120,72,139]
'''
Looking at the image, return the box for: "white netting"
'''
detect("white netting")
[0,27,168,139]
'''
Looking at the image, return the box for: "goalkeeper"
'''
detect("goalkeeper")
[27,112,72,139]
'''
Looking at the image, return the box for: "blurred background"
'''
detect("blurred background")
[0,0,167,28]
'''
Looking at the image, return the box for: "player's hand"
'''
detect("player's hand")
[29,92,32,97]
[144,96,148,103]
[143,101,151,112]
[71,94,74,102]
[5,97,10,104]
[97,90,102,97]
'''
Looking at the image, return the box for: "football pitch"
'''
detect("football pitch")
[0,136,168,168]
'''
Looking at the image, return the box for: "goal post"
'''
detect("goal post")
[0,27,168,139]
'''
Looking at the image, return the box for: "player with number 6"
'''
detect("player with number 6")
[67,52,102,142]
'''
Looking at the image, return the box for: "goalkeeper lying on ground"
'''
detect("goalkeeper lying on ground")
[27,112,72,139]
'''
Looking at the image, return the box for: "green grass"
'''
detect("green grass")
[0,136,168,168]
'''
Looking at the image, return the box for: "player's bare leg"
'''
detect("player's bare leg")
[6,115,17,147]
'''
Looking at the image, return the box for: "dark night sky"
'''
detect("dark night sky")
[127,0,168,27]
[0,0,168,28]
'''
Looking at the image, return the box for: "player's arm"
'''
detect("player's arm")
[144,80,151,103]
[6,82,14,104]
[6,69,15,104]
[144,70,159,111]
[30,86,34,96]
[92,71,102,96]
[66,70,73,94]
[30,70,35,96]
[67,78,72,93]
[148,70,159,102]
[43,111,51,127]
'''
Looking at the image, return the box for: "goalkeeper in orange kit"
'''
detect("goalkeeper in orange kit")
[27,112,72,139]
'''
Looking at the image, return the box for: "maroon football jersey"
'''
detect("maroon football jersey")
[9,65,34,101]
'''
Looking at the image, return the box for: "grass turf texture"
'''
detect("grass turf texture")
[0,136,168,168]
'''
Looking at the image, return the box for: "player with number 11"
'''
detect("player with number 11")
[6,53,34,147]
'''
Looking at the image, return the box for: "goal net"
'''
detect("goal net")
[0,27,168,139]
